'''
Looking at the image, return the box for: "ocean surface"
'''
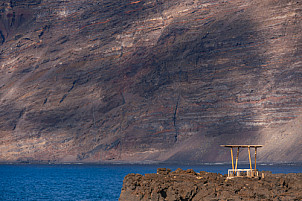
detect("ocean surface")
[0,163,301,201]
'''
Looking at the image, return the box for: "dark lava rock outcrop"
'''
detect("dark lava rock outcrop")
[0,0,301,163]
[119,168,302,200]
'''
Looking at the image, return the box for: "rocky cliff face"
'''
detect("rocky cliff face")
[0,0,301,163]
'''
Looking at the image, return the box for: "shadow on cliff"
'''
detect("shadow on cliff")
[1,0,301,163]
[137,1,278,163]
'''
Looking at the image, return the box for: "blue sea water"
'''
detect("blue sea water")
[0,163,301,201]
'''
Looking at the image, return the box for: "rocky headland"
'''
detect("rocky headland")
[119,168,302,200]
[0,0,301,163]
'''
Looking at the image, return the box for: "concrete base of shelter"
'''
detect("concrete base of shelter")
[227,169,262,179]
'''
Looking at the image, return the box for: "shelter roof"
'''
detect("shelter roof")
[220,145,263,148]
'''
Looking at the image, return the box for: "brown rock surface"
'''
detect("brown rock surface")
[0,0,301,163]
[119,168,302,200]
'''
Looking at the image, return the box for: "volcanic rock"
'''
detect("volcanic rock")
[0,0,301,163]
[119,168,302,200]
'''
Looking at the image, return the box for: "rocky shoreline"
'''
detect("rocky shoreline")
[119,168,302,201]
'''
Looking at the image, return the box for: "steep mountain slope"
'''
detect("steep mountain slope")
[0,0,301,163]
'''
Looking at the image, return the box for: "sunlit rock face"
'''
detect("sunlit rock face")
[0,0,301,163]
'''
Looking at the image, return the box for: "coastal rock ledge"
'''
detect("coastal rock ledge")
[119,168,302,201]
